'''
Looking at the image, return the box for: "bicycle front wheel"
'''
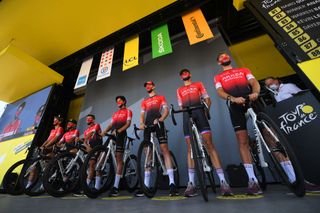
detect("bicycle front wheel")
[257,112,305,197]
[80,145,114,198]
[137,141,159,198]
[43,153,82,197]
[190,132,208,202]
[123,154,139,192]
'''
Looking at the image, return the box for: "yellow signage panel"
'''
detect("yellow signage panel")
[0,134,34,185]
[298,58,320,91]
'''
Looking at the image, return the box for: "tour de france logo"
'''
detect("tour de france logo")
[278,103,318,135]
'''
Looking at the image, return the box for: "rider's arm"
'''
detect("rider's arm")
[203,97,211,111]
[216,87,245,105]
[140,111,145,128]
[101,123,113,137]
[248,78,261,101]
[159,107,169,122]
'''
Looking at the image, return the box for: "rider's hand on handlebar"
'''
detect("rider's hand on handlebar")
[249,92,259,102]
[139,123,145,130]
[232,97,246,105]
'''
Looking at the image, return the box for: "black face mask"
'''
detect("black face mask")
[221,60,231,66]
[182,76,191,81]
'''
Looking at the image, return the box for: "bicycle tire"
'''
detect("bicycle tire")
[43,153,82,197]
[123,155,139,192]
[203,149,216,193]
[20,157,49,196]
[137,141,159,198]
[80,145,114,198]
[248,138,267,191]
[257,112,305,197]
[2,160,25,195]
[190,130,208,202]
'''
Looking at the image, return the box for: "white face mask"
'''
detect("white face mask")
[269,84,279,90]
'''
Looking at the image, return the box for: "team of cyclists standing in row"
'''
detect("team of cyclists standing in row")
[34,52,283,198]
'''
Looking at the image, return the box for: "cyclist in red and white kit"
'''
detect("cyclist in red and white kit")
[101,96,132,197]
[57,119,80,154]
[26,115,64,189]
[83,114,103,191]
[137,81,179,196]
[214,53,262,195]
[177,69,233,197]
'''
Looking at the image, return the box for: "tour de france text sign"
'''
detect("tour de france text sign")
[265,91,320,184]
[248,0,320,62]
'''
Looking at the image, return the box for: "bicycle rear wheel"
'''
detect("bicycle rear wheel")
[43,153,82,197]
[190,132,208,202]
[137,141,159,198]
[257,112,305,197]
[80,145,114,198]
[2,160,25,195]
[123,154,139,192]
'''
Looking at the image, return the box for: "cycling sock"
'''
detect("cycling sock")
[244,164,258,182]
[188,168,195,185]
[215,168,227,183]
[144,171,151,188]
[86,178,91,185]
[114,174,121,188]
[280,161,296,183]
[95,176,102,190]
[26,181,33,188]
[167,169,175,185]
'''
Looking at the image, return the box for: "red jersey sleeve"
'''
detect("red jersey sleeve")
[141,100,146,113]
[198,82,209,99]
[214,74,222,89]
[127,109,133,121]
[94,124,101,133]
[161,96,168,108]
[242,68,255,80]
[75,129,80,137]
[56,127,64,136]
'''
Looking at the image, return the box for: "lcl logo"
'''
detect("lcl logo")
[124,56,137,66]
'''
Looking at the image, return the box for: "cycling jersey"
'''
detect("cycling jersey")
[84,123,102,147]
[214,68,255,97]
[111,108,132,130]
[60,129,80,144]
[47,126,64,142]
[177,82,209,108]
[141,95,167,125]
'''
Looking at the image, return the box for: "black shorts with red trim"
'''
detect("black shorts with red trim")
[183,108,211,138]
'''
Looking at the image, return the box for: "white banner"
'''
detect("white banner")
[96,48,114,81]
[74,57,93,89]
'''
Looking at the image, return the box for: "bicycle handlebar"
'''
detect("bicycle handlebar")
[133,124,140,140]
[170,104,210,126]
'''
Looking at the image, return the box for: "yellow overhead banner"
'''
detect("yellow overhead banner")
[182,8,214,45]
[123,35,139,71]
[298,58,320,91]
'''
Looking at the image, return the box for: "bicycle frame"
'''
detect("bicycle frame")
[95,136,134,178]
[57,148,85,178]
[247,107,269,168]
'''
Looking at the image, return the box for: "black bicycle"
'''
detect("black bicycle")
[170,104,216,202]
[2,160,25,195]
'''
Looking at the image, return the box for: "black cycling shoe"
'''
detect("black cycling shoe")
[135,189,144,197]
[169,184,179,196]
[109,187,119,197]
